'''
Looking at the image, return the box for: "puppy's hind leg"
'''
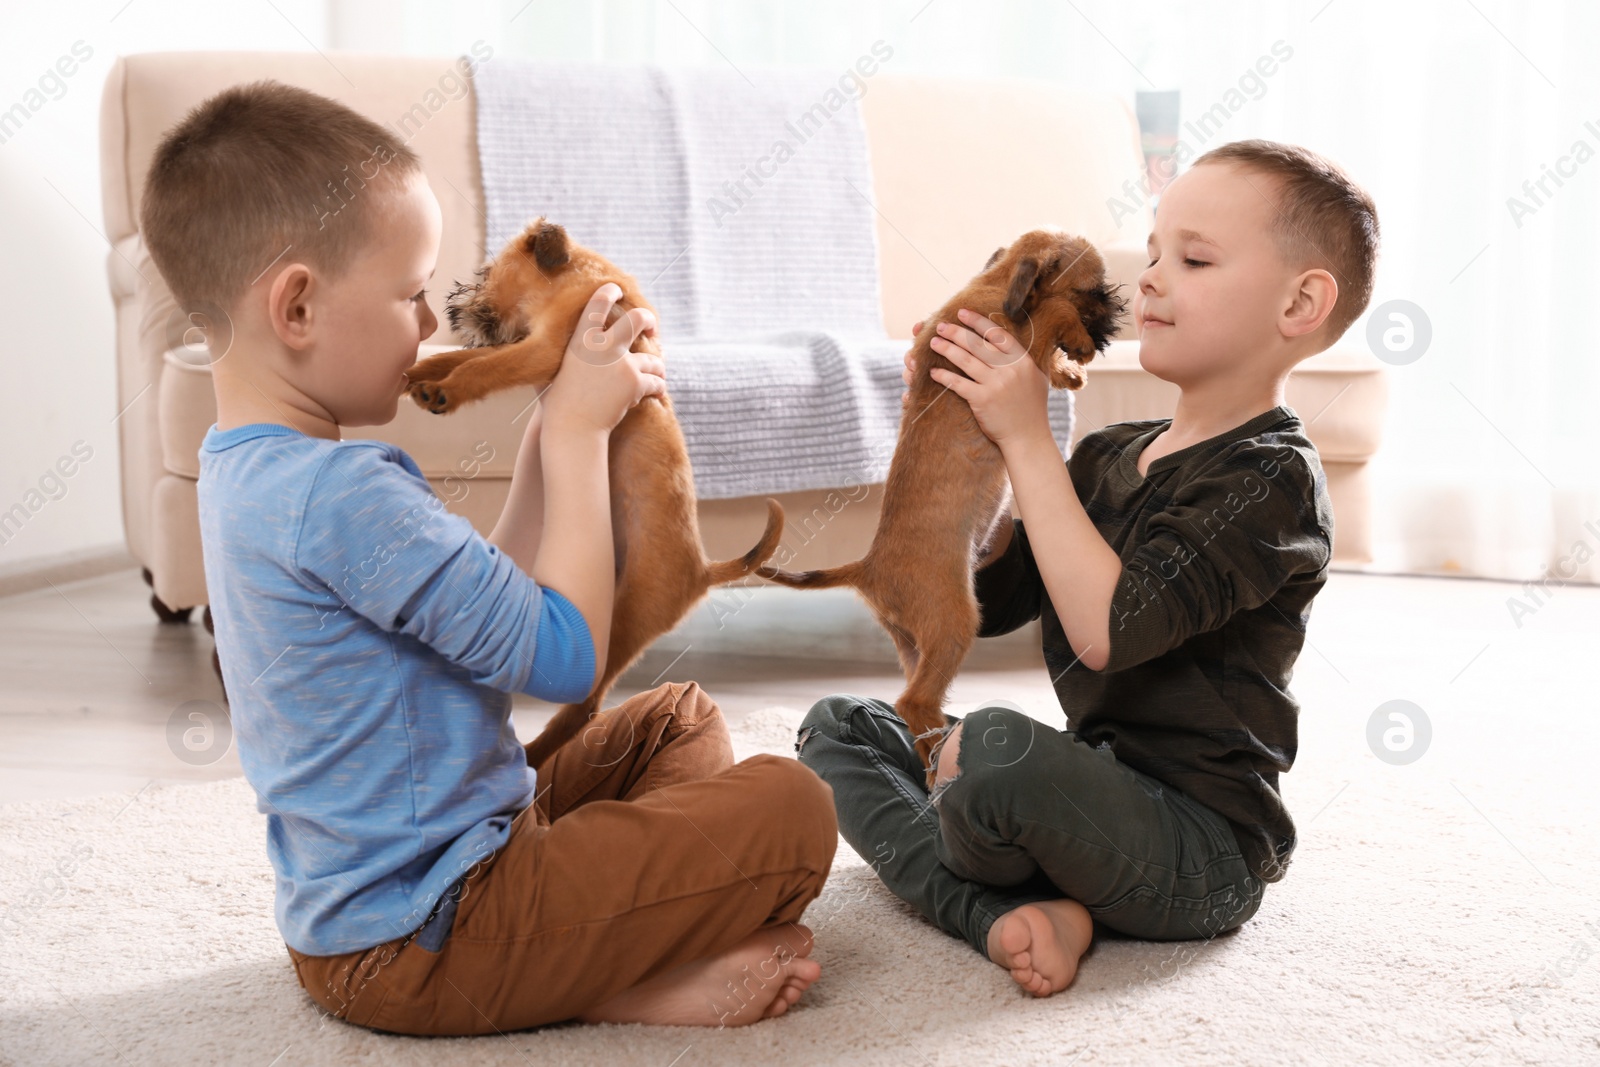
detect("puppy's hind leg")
[884,621,921,680]
[893,599,979,783]
[897,646,971,784]
[522,618,639,774]
[523,555,691,773]
[524,695,602,775]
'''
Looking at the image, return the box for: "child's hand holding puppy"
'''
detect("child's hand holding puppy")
[926,308,1052,450]
[542,283,667,435]
[904,308,1053,452]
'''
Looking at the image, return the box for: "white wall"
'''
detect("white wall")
[0,0,328,570]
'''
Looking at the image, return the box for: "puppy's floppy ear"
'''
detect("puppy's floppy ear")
[1001,256,1041,324]
[523,220,570,272]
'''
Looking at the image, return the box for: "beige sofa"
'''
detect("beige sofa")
[101,51,1387,618]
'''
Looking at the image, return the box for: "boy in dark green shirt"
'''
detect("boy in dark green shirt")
[798,139,1377,997]
[975,405,1333,893]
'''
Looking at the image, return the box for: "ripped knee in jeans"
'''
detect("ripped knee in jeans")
[926,719,965,804]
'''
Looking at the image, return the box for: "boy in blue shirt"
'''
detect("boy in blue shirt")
[139,79,836,1034]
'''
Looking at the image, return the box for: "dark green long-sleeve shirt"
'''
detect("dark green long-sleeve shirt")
[973,403,1334,884]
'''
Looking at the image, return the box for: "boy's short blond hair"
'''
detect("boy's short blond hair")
[140,79,422,314]
[1193,139,1379,346]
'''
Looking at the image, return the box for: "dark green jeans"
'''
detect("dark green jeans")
[796,695,1264,956]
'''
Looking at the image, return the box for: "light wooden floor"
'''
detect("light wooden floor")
[3,565,1598,817]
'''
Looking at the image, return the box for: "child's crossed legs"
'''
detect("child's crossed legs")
[797,695,1263,996]
[289,681,838,1034]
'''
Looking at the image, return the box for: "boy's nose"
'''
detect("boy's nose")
[1138,264,1163,296]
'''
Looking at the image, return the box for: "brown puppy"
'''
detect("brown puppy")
[405,218,786,770]
[762,230,1127,778]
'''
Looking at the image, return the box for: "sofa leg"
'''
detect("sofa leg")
[149,594,193,625]
[201,606,227,701]
[141,567,194,624]
[211,646,228,704]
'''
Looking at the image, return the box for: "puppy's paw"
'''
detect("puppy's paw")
[408,379,458,415]
[1048,355,1089,391]
[914,734,940,788]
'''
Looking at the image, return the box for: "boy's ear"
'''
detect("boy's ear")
[267,262,317,351]
[524,219,570,272]
[1002,256,1041,324]
[1283,267,1339,339]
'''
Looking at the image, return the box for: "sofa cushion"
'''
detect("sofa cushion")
[1072,340,1387,463]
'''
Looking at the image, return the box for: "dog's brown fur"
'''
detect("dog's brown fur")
[762,230,1127,777]
[405,218,786,770]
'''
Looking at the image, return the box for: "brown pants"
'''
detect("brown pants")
[286,681,838,1035]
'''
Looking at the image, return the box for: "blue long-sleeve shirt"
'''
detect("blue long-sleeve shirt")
[197,423,595,956]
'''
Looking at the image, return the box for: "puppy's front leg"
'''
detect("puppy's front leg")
[1045,314,1097,390]
[406,347,481,384]
[410,334,567,415]
[406,347,487,412]
[1046,349,1089,391]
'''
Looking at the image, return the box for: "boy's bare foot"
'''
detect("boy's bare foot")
[986,899,1094,997]
[576,924,820,1027]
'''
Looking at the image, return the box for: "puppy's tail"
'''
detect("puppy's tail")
[704,498,788,586]
[757,554,865,591]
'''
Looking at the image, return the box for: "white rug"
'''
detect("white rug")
[1,706,1595,1066]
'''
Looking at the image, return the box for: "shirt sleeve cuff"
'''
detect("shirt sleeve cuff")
[521,585,597,703]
